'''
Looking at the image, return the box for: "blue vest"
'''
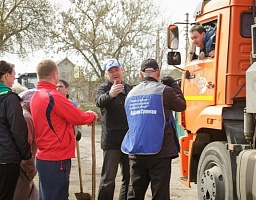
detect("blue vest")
[121,81,166,154]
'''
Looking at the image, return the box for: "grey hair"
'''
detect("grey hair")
[12,83,28,94]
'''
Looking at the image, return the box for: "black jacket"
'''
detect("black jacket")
[95,81,132,150]
[0,91,32,164]
[129,77,186,159]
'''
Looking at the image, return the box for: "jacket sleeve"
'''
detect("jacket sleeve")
[164,82,186,112]
[95,83,113,108]
[54,93,96,126]
[20,111,36,176]
[7,94,32,160]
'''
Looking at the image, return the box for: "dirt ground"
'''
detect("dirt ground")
[35,125,198,200]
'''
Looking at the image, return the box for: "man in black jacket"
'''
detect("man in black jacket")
[122,59,186,200]
[96,58,132,200]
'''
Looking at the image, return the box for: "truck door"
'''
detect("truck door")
[182,17,221,132]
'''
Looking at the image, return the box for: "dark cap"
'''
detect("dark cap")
[141,59,159,72]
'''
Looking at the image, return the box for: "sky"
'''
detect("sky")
[6,0,201,75]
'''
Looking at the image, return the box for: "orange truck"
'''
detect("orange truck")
[167,0,256,199]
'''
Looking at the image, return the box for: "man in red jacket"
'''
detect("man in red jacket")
[30,59,98,200]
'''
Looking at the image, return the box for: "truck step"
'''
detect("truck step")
[180,176,188,181]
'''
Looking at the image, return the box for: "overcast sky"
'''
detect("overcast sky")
[9,0,201,74]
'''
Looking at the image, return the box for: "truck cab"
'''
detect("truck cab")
[167,0,255,199]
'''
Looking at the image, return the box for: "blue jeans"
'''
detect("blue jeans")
[36,158,71,200]
[98,150,130,200]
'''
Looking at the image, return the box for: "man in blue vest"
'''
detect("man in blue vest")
[122,58,186,200]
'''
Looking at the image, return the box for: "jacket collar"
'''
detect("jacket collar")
[143,77,158,82]
[37,81,57,90]
[0,82,12,95]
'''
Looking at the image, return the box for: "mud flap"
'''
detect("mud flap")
[236,150,256,200]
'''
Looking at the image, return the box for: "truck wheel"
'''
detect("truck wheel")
[197,141,233,200]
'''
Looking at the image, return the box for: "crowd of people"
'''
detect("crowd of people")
[0,57,186,200]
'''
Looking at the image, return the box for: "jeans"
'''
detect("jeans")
[36,158,71,200]
[98,150,130,200]
[128,157,172,200]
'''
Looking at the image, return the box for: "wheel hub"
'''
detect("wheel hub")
[199,166,225,200]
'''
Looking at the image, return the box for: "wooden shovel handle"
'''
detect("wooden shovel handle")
[75,126,83,193]
[91,121,96,200]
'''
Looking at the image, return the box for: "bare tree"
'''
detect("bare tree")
[0,0,55,56]
[51,0,163,84]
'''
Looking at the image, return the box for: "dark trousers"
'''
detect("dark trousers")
[98,150,130,200]
[0,163,20,200]
[36,158,71,200]
[128,157,172,200]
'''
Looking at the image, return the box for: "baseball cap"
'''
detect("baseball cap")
[141,59,159,72]
[103,58,121,71]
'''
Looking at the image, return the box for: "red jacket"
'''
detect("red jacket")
[31,81,96,161]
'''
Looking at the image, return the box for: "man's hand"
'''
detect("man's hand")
[109,80,124,98]
[161,76,176,87]
[208,50,215,58]
[199,52,205,59]
[87,110,98,120]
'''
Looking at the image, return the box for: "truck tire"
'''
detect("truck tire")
[197,141,233,200]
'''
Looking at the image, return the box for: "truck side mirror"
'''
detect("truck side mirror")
[168,25,179,50]
[167,52,181,65]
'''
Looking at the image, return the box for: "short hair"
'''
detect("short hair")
[59,79,69,88]
[190,25,206,34]
[0,60,15,80]
[36,59,57,80]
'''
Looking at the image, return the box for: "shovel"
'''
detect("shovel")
[91,121,96,200]
[75,126,92,200]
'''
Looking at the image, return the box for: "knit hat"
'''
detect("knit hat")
[19,89,36,104]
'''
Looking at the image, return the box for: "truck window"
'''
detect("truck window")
[241,13,253,38]
[189,21,217,61]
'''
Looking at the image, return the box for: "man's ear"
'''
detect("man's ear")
[53,71,59,84]
[156,71,160,79]
[54,71,58,79]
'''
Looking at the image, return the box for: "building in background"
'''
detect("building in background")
[57,57,99,104]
